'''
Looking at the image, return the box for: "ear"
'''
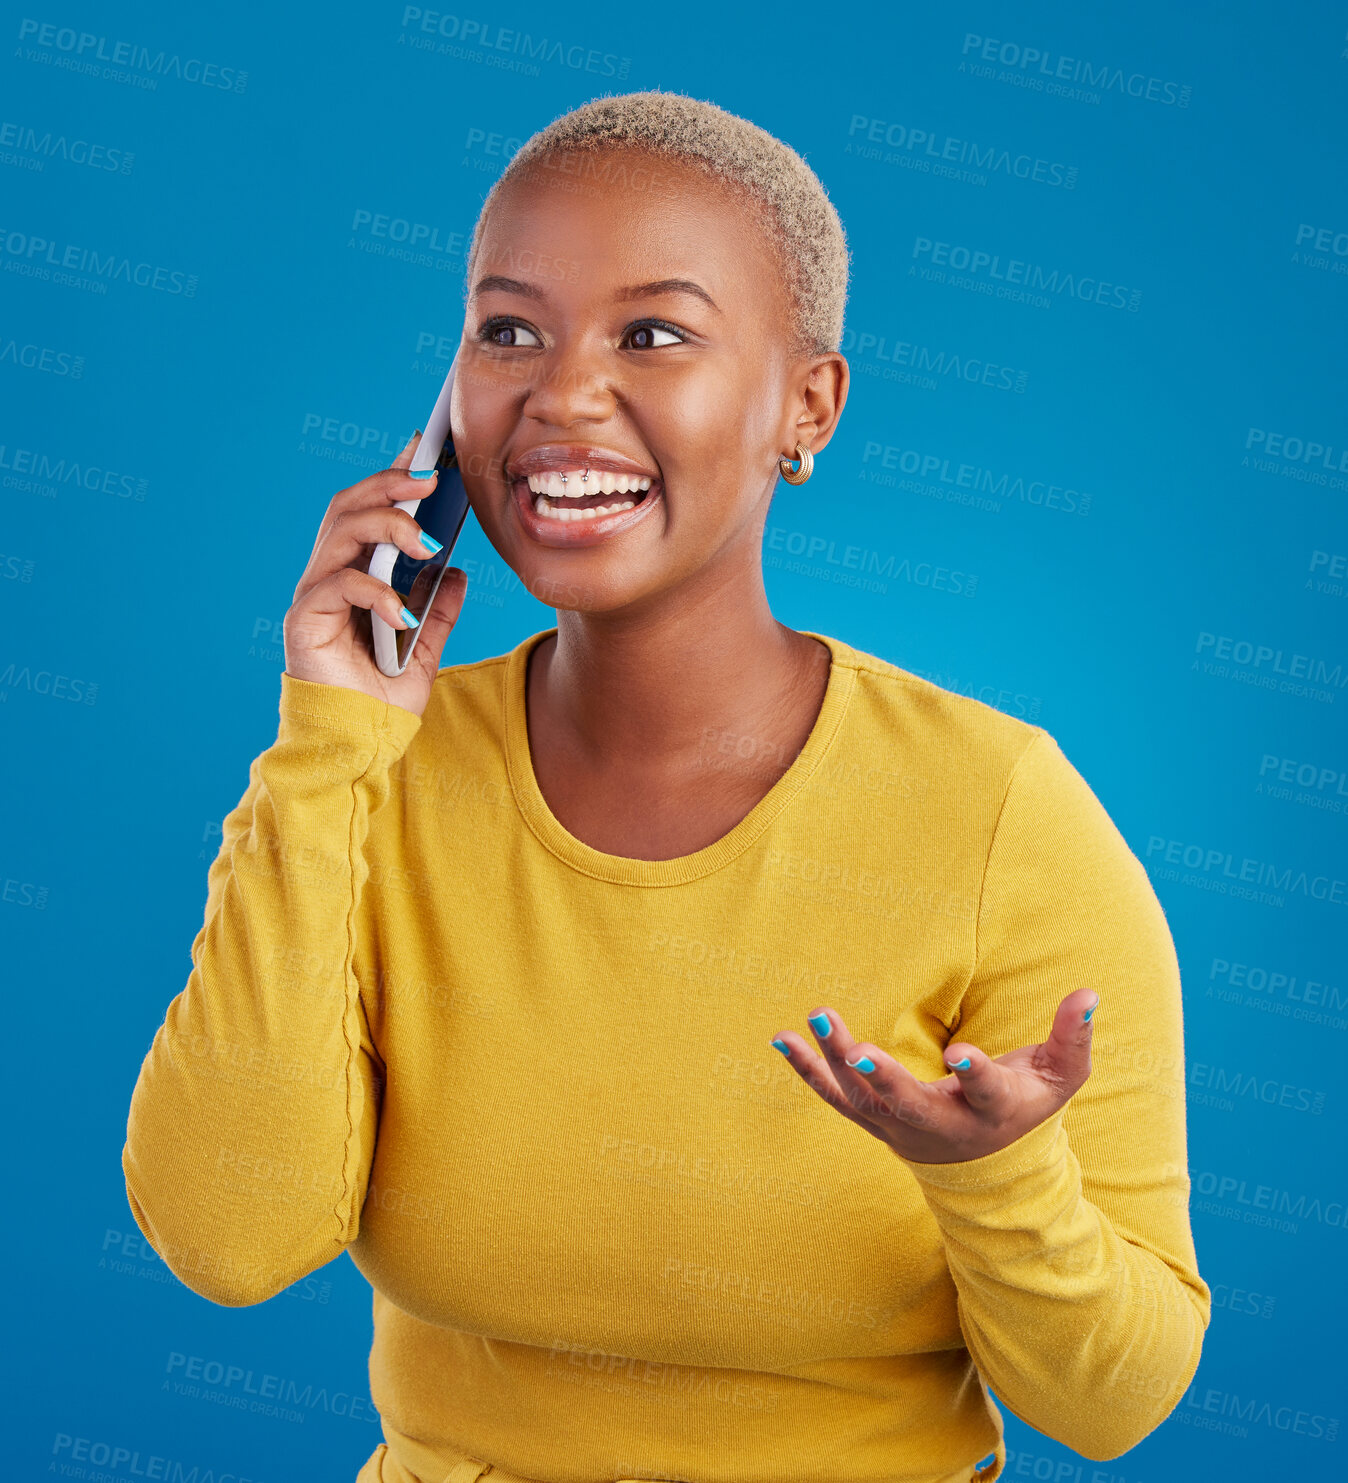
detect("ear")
[783,353,850,461]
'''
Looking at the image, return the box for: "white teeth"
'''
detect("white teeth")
[531,497,639,522]
[525,469,653,499]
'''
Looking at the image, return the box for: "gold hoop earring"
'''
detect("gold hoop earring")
[778,441,813,485]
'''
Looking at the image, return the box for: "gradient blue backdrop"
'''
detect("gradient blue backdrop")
[4,1,1345,1479]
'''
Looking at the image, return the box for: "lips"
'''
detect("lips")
[506,444,658,481]
[504,443,664,547]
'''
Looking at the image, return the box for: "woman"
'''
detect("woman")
[123,92,1209,1483]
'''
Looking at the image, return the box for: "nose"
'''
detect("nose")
[521,340,616,429]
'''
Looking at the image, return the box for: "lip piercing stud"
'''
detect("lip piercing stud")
[581,469,590,484]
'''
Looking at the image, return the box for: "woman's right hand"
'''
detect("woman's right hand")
[283,432,470,717]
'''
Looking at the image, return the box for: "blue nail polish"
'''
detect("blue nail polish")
[771,1038,791,1057]
[847,1056,876,1073]
[418,532,443,553]
[408,468,437,480]
[808,1012,831,1038]
[948,1057,972,1071]
[399,606,420,628]
[1083,1005,1096,1023]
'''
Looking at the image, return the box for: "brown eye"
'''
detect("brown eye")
[482,322,542,348]
[625,323,682,349]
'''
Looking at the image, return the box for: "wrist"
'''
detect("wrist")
[279,671,423,749]
[898,1108,1067,1189]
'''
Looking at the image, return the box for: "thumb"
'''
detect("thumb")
[1038,988,1098,1096]
[410,565,469,672]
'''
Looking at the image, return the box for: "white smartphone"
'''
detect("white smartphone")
[369,354,472,677]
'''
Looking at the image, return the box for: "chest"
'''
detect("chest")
[349,807,979,1367]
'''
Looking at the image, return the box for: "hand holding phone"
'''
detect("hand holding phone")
[281,417,470,718]
[368,357,472,679]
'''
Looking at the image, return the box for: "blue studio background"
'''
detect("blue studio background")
[4,1,1345,1479]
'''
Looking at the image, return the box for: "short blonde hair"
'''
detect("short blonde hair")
[467,90,850,356]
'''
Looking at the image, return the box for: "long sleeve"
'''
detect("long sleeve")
[122,672,421,1306]
[901,730,1210,1461]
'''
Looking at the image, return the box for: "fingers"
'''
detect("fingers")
[938,1040,1015,1113]
[1032,987,1098,1095]
[768,1031,876,1134]
[404,565,470,675]
[391,429,421,471]
[330,462,439,523]
[943,989,1097,1109]
[296,502,442,605]
[781,1009,942,1131]
[292,565,417,638]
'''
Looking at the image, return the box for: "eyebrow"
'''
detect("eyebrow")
[472,274,544,300]
[615,279,720,312]
[471,274,721,312]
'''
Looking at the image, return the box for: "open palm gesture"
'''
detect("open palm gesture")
[771,989,1099,1164]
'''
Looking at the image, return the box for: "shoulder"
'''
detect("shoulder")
[816,630,1052,787]
[818,638,1157,938]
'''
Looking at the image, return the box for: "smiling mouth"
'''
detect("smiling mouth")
[523,469,657,522]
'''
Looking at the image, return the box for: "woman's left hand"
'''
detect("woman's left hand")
[770,989,1099,1164]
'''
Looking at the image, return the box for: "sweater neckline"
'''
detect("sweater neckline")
[502,628,857,887]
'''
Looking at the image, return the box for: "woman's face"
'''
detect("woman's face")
[451,146,846,615]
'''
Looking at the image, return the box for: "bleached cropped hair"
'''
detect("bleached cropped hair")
[468,90,850,356]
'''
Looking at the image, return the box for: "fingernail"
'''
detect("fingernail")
[807,1012,831,1038]
[947,1057,972,1071]
[418,532,443,553]
[399,606,420,628]
[408,468,437,481]
[1083,1004,1097,1023]
[771,1038,791,1058]
[846,1055,876,1073]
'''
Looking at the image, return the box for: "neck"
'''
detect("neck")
[531,555,826,773]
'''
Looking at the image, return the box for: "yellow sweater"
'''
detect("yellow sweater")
[123,628,1209,1483]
